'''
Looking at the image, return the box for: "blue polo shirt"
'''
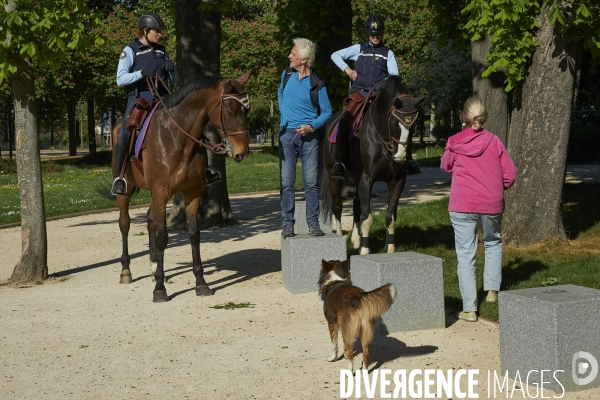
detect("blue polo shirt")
[278,70,332,130]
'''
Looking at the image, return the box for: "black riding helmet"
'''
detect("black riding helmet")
[364,16,385,35]
[138,12,167,31]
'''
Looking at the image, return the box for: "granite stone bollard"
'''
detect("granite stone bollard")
[281,234,346,294]
[350,252,445,333]
[293,201,331,235]
[499,284,600,393]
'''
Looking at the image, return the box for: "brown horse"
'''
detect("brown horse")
[320,76,423,255]
[110,71,251,302]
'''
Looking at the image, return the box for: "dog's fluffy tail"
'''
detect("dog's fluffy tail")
[356,283,396,320]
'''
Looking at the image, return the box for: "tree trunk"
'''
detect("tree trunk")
[10,59,48,283]
[167,0,233,230]
[87,98,96,154]
[503,12,582,246]
[471,35,509,144]
[67,101,77,156]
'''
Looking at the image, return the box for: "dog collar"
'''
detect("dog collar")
[323,281,350,301]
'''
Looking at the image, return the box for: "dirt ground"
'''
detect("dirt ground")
[1,167,599,399]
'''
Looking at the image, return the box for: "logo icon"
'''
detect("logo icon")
[572,351,598,386]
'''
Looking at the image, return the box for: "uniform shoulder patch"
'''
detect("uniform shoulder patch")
[120,51,127,59]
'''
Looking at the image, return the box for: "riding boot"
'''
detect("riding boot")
[111,143,129,195]
[203,166,221,186]
[331,117,348,180]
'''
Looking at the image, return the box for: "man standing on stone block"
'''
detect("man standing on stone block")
[278,38,332,238]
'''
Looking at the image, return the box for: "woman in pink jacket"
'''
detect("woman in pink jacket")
[440,97,517,322]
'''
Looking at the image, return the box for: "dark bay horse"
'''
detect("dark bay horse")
[111,71,251,302]
[320,76,423,255]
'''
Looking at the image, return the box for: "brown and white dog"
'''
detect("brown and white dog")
[318,259,396,371]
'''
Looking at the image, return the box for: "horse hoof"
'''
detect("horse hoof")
[120,270,133,284]
[152,290,170,302]
[195,285,214,296]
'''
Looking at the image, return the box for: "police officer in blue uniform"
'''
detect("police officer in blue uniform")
[112,12,220,195]
[330,16,411,179]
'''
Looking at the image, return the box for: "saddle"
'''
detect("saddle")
[124,97,159,176]
[329,90,377,143]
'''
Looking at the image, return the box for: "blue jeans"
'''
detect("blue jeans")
[279,128,319,227]
[118,91,155,145]
[449,212,503,312]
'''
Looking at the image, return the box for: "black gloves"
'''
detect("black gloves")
[163,60,175,73]
[141,69,156,78]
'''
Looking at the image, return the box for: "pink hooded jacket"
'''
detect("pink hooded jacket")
[440,127,517,214]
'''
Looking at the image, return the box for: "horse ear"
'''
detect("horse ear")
[221,79,234,93]
[236,69,253,88]
[412,96,425,107]
[394,97,403,109]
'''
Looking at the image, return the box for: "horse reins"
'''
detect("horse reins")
[146,76,250,155]
[369,93,419,154]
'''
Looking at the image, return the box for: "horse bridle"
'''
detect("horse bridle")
[147,76,250,155]
[369,93,419,154]
[207,88,251,138]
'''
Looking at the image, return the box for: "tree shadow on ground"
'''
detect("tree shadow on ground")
[562,182,600,240]
[51,229,196,278]
[501,258,548,290]
[357,224,456,255]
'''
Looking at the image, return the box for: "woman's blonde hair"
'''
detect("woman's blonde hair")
[460,97,488,130]
[292,38,317,67]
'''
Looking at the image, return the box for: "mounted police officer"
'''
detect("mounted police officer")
[113,12,219,196]
[331,16,418,179]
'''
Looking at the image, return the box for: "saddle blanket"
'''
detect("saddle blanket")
[329,113,363,144]
[130,101,160,160]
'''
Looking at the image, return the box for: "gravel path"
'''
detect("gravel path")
[1,166,598,399]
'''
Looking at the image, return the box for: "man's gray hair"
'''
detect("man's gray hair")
[293,38,317,67]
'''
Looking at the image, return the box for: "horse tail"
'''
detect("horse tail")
[319,158,332,224]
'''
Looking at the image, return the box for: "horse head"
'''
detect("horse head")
[389,93,424,163]
[210,70,253,162]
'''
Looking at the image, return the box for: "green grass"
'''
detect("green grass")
[0,148,301,225]
[359,183,600,321]
[412,142,444,167]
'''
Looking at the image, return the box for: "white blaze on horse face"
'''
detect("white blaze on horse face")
[393,124,410,162]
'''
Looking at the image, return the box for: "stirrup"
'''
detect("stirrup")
[203,167,221,186]
[111,177,128,196]
[331,162,346,180]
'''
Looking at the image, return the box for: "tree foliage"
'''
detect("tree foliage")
[462,0,600,91]
[221,0,283,128]
[352,0,436,81]
[0,0,104,83]
[407,40,472,128]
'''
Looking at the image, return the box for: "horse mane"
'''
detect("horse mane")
[374,75,412,106]
[162,76,223,108]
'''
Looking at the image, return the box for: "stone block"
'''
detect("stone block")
[499,284,600,393]
[293,201,332,235]
[350,252,445,333]
[281,234,347,294]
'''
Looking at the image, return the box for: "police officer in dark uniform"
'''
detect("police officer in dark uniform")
[330,16,418,179]
[112,12,219,195]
